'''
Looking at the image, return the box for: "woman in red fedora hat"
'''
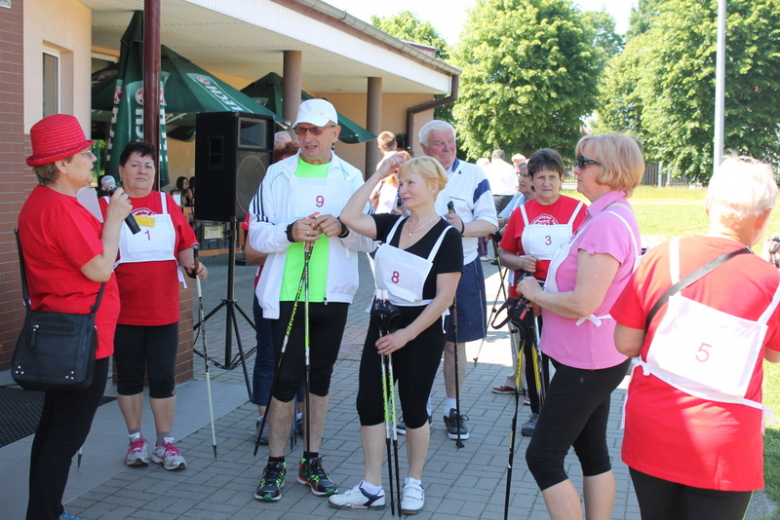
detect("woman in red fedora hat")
[17,113,132,520]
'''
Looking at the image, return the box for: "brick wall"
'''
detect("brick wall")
[0,0,28,370]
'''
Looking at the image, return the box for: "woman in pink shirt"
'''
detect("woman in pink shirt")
[516,134,644,520]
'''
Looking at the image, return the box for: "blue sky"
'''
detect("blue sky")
[326,0,637,45]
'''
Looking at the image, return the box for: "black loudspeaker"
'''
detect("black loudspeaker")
[195,112,274,222]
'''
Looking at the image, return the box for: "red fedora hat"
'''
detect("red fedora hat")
[26,114,94,167]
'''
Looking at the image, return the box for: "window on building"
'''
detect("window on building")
[43,51,59,117]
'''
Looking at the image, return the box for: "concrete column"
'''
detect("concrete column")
[283,51,302,138]
[366,77,382,177]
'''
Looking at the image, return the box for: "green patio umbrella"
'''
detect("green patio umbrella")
[241,72,376,144]
[91,14,281,142]
[104,10,170,186]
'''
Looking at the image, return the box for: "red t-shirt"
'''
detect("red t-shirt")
[499,195,587,296]
[99,191,197,326]
[612,236,780,491]
[18,186,121,359]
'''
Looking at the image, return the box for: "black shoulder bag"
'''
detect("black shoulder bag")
[12,229,104,391]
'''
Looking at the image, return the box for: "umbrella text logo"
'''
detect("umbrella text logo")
[189,73,250,113]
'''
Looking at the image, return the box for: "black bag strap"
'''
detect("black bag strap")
[14,228,106,315]
[644,245,751,331]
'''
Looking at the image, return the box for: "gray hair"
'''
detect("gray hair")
[492,149,505,160]
[418,120,456,146]
[706,154,778,228]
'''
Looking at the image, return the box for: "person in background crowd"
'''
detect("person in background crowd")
[376,131,398,168]
[99,141,207,473]
[330,155,462,514]
[516,134,643,520]
[248,99,375,502]
[419,120,497,441]
[613,155,780,520]
[274,130,292,150]
[497,149,588,438]
[19,114,132,520]
[174,176,193,208]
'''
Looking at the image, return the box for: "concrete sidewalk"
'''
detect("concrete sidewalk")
[0,252,774,519]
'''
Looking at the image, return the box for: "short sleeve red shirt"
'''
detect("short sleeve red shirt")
[612,236,780,491]
[18,186,121,359]
[499,195,587,296]
[99,191,197,325]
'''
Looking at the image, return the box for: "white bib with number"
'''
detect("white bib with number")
[292,177,352,219]
[374,217,451,307]
[113,192,177,265]
[638,237,780,411]
[520,201,583,261]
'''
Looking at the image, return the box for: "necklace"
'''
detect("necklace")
[407,216,438,236]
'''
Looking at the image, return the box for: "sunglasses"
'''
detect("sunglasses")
[575,155,601,168]
[294,125,337,137]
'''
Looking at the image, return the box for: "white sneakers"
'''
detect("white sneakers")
[401,480,425,515]
[124,435,150,467]
[328,483,386,510]
[151,437,187,471]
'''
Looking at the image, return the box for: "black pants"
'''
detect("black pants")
[27,357,109,520]
[114,323,178,398]
[629,468,754,520]
[270,301,348,402]
[525,357,631,490]
[356,307,445,429]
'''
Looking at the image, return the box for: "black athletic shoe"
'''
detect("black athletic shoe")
[443,408,469,440]
[254,461,286,502]
[297,456,338,496]
[521,413,539,437]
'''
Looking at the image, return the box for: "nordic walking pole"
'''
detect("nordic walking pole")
[193,246,218,458]
[374,290,396,515]
[77,446,83,468]
[253,238,310,456]
[504,302,527,520]
[452,291,465,449]
[303,238,313,458]
[383,290,402,516]
[475,238,509,365]
[447,201,465,449]
[532,313,546,405]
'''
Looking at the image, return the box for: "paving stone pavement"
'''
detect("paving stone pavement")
[22,251,774,519]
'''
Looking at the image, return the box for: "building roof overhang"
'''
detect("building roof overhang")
[83,0,460,95]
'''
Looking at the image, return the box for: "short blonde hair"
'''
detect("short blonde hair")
[576,134,644,196]
[706,154,778,228]
[398,156,448,195]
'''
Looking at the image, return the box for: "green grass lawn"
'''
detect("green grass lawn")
[562,185,780,515]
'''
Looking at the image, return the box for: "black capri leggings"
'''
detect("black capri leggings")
[270,301,348,402]
[629,467,754,520]
[525,356,631,491]
[356,306,445,429]
[115,323,179,398]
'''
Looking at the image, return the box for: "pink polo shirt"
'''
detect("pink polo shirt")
[540,190,639,369]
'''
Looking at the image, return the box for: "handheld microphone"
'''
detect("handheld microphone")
[100,176,141,234]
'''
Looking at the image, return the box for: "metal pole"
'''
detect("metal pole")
[143,0,161,190]
[713,0,727,174]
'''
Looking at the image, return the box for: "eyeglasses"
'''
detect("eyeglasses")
[78,149,94,157]
[575,155,601,168]
[294,125,337,137]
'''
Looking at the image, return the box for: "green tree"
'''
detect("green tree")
[626,0,668,39]
[452,0,611,159]
[371,11,450,60]
[639,0,780,182]
[371,11,453,121]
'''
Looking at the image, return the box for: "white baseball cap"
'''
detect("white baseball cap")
[293,99,338,128]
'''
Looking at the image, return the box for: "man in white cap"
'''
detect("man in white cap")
[247,99,375,503]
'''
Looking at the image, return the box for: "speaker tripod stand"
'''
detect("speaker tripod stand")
[193,217,255,401]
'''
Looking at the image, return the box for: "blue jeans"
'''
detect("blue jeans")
[251,296,304,407]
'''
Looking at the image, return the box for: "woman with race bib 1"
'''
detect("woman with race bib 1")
[330,155,463,515]
[497,148,588,437]
[612,155,780,520]
[516,134,644,520]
